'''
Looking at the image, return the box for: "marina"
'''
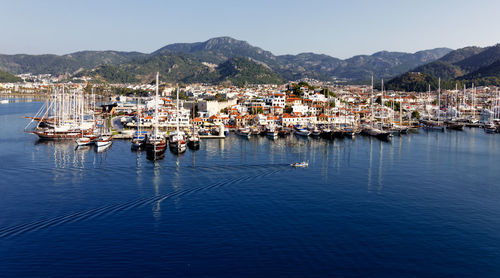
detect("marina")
[15,74,500,156]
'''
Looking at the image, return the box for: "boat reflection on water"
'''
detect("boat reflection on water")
[146,150,165,161]
[34,139,89,168]
[152,161,162,222]
[95,143,112,153]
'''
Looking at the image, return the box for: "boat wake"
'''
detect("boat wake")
[0,167,283,239]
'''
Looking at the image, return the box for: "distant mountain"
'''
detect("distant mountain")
[76,53,212,83]
[438,46,484,64]
[387,44,500,90]
[153,37,279,66]
[455,44,500,72]
[62,51,147,70]
[330,48,452,81]
[385,72,438,92]
[76,65,140,83]
[457,60,500,86]
[77,55,282,85]
[214,57,283,85]
[154,37,452,81]
[0,51,146,75]
[0,36,453,83]
[0,54,81,76]
[0,69,21,82]
[275,53,343,81]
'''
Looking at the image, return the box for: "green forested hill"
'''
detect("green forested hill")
[0,70,22,82]
[77,55,283,85]
[387,44,500,90]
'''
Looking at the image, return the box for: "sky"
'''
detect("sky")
[1,0,500,59]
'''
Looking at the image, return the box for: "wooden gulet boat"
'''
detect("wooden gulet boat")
[146,73,167,159]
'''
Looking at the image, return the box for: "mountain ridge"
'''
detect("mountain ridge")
[387,44,500,90]
[0,36,452,83]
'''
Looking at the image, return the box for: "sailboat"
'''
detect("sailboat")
[423,78,446,132]
[187,103,200,150]
[146,72,167,159]
[95,116,113,148]
[76,91,96,146]
[266,124,279,140]
[28,86,95,139]
[235,127,252,137]
[131,96,148,150]
[362,76,391,140]
[293,125,311,137]
[168,86,187,154]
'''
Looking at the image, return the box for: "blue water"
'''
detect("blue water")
[1,100,500,277]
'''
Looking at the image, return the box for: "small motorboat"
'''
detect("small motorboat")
[131,131,148,150]
[290,161,309,168]
[76,136,94,146]
[187,135,200,150]
[96,135,113,147]
[235,127,251,138]
[484,124,497,134]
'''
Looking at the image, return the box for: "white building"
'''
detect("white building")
[264,93,286,108]
[292,105,309,115]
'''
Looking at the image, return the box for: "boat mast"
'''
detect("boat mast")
[137,96,141,134]
[62,85,66,125]
[80,90,84,127]
[192,100,195,135]
[426,84,430,118]
[399,92,403,127]
[391,86,394,127]
[455,83,458,118]
[495,87,500,119]
[53,86,57,125]
[463,84,466,118]
[472,83,476,120]
[370,75,374,128]
[155,72,159,137]
[381,79,384,129]
[176,84,180,134]
[438,77,441,124]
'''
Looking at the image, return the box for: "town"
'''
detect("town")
[5,74,500,138]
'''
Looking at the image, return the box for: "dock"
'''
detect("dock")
[113,133,133,139]
[200,135,226,139]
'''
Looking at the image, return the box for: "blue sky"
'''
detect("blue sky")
[2,0,499,58]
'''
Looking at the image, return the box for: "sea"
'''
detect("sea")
[1,98,500,277]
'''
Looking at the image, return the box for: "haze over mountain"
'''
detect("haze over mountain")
[0,37,452,84]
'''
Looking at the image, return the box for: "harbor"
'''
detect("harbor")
[16,75,500,161]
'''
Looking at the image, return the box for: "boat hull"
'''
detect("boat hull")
[423,125,446,132]
[76,138,93,146]
[266,132,278,140]
[447,124,465,131]
[235,131,251,138]
[187,140,200,150]
[96,140,112,147]
[169,140,187,154]
[146,142,166,153]
[33,130,83,140]
[131,138,146,150]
